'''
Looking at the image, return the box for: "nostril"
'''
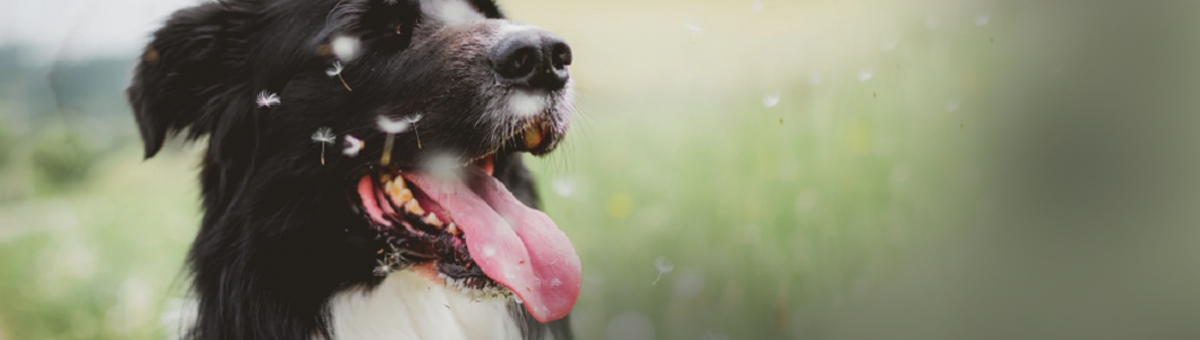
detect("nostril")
[550,42,572,70]
[497,47,539,79]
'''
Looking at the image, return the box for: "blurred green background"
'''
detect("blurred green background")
[3,0,1200,339]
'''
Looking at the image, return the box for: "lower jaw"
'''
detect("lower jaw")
[401,262,513,300]
[373,230,507,293]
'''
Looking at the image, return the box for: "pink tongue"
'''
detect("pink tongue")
[400,169,581,322]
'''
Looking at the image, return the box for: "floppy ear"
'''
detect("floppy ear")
[128,2,255,158]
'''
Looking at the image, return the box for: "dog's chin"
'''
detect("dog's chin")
[346,109,582,321]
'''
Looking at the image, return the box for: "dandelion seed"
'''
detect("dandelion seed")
[426,153,465,184]
[377,115,412,166]
[331,35,362,62]
[256,91,281,108]
[377,115,411,134]
[881,39,897,51]
[327,61,353,92]
[311,127,336,143]
[405,114,424,149]
[683,20,702,41]
[762,92,780,108]
[974,12,990,27]
[343,134,365,157]
[944,100,960,113]
[857,68,874,81]
[311,127,336,165]
[809,71,823,86]
[325,61,344,77]
[750,0,762,12]
[652,257,674,286]
[374,259,393,277]
[551,177,577,198]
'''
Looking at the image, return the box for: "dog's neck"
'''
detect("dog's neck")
[327,270,523,340]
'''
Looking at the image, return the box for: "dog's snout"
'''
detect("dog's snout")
[490,29,572,91]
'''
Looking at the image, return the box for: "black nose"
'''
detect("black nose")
[490,29,572,91]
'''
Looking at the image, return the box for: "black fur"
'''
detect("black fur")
[128,0,574,339]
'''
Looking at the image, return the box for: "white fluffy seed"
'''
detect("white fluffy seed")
[331,35,362,61]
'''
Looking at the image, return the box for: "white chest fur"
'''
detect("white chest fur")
[327,271,521,340]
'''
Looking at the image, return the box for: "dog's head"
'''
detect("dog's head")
[129,0,579,326]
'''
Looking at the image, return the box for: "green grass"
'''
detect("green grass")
[530,81,978,339]
[0,150,201,339]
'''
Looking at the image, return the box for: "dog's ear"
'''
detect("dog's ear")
[128,2,255,158]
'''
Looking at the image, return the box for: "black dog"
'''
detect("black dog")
[128,0,580,338]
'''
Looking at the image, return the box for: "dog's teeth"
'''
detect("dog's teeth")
[423,213,444,227]
[389,187,413,205]
[404,199,425,216]
[523,123,543,150]
[386,177,406,190]
[446,222,460,235]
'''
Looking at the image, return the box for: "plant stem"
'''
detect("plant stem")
[338,74,353,91]
[381,134,395,166]
[414,125,422,149]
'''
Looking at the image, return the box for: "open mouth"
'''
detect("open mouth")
[349,121,580,322]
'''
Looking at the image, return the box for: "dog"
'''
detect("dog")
[127,0,580,338]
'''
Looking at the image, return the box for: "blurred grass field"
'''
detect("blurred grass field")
[0,0,1010,339]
